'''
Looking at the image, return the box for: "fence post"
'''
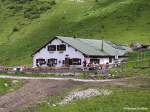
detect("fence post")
[121,63,124,72]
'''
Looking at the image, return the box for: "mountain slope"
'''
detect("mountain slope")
[0,0,150,66]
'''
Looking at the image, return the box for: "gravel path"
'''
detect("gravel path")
[0,75,115,82]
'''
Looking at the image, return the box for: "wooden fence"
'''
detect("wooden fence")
[0,59,149,74]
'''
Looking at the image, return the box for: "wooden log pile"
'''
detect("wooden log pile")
[23,67,70,73]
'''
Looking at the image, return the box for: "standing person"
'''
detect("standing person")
[105,62,109,76]
[83,60,87,71]
[101,64,105,74]
[102,63,109,78]
[83,60,87,67]
[106,62,109,69]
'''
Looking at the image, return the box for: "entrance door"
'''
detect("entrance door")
[65,58,72,66]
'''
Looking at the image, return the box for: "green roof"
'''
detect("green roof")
[56,36,132,56]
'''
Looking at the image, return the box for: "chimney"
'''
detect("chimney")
[101,37,104,51]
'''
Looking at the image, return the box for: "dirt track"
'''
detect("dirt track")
[0,76,149,112]
[0,79,82,112]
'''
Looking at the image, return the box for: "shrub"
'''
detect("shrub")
[12,26,19,32]
[3,0,56,20]
[49,0,56,5]
[39,2,52,12]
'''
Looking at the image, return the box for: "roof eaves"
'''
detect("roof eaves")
[31,36,58,57]
[56,36,87,56]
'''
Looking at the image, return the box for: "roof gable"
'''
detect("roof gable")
[32,36,131,56]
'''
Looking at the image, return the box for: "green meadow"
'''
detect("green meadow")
[18,78,150,112]
[0,79,24,95]
[0,0,150,66]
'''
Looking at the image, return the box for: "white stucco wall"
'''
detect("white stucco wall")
[100,58,109,64]
[33,39,85,67]
[33,38,125,68]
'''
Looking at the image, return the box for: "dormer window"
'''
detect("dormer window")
[57,44,66,51]
[48,45,56,51]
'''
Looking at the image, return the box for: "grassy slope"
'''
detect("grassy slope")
[18,79,150,112]
[0,79,23,96]
[0,0,150,66]
[33,89,150,112]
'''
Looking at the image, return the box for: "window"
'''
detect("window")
[48,45,56,51]
[47,58,57,67]
[36,59,46,66]
[109,58,113,63]
[62,60,65,64]
[57,44,66,51]
[72,58,81,65]
[90,59,99,64]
